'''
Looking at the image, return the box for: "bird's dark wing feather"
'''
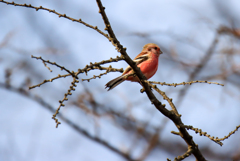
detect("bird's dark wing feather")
[122,52,148,75]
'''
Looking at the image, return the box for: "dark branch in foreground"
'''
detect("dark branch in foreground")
[96,0,206,160]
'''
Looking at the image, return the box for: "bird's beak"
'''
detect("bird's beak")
[160,50,163,54]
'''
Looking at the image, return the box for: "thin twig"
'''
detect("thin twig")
[174,146,193,161]
[150,80,224,87]
[185,125,223,146]
[0,0,109,39]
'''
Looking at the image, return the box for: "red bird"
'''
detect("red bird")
[105,43,163,91]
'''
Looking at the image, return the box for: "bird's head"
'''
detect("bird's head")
[143,43,163,56]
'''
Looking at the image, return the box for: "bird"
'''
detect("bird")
[105,43,163,91]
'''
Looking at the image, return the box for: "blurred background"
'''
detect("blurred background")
[0,0,240,160]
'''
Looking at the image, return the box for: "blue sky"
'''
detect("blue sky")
[0,0,240,160]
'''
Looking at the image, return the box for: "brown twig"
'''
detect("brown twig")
[82,65,123,82]
[29,54,124,126]
[0,0,109,39]
[149,80,224,87]
[185,124,240,146]
[29,73,71,89]
[184,125,223,146]
[145,81,180,116]
[174,146,193,161]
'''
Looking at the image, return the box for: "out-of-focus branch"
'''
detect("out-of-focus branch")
[0,31,15,49]
[218,26,240,39]
[137,130,160,161]
[175,32,219,107]
[175,26,240,107]
[0,81,135,161]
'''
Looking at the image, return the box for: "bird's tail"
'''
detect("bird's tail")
[105,75,125,91]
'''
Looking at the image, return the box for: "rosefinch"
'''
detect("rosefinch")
[105,43,163,91]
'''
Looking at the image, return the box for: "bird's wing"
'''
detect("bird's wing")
[122,52,149,75]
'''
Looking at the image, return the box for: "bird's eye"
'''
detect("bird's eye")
[154,47,158,50]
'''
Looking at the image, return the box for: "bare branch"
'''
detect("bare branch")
[185,125,223,146]
[29,54,124,126]
[149,80,224,87]
[82,65,123,82]
[0,0,109,39]
[31,55,77,78]
[174,146,193,161]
